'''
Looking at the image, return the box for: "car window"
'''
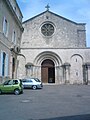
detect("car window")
[22,79,33,82]
[29,79,33,82]
[26,79,33,82]
[8,80,14,85]
[34,78,41,82]
[13,80,18,85]
[4,80,10,85]
[22,79,26,82]
[4,80,13,85]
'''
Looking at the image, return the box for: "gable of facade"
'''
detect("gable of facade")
[21,10,86,49]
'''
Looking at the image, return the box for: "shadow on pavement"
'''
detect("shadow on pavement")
[40,114,90,120]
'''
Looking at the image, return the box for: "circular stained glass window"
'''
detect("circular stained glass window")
[41,23,54,36]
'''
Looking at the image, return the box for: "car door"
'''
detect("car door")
[24,79,33,88]
[3,80,13,93]
[28,79,33,87]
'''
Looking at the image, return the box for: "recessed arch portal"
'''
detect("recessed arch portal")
[34,51,62,66]
[33,51,62,84]
[41,59,55,83]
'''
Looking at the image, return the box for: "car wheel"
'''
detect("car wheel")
[32,85,37,90]
[14,89,20,95]
[0,89,2,94]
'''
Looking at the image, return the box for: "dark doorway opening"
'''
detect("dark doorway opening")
[41,59,55,83]
[2,52,6,76]
[12,58,15,78]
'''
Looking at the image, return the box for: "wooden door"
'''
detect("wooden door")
[41,67,48,83]
[41,59,55,83]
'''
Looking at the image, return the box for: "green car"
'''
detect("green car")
[0,79,23,95]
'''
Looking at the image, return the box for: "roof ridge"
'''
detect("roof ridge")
[23,10,86,25]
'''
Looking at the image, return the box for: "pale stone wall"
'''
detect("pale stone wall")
[21,11,86,49]
[9,0,23,22]
[18,48,90,84]
[19,10,88,84]
[0,0,22,47]
[0,0,23,82]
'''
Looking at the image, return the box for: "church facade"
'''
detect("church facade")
[18,9,90,85]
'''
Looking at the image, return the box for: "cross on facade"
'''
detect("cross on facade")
[45,4,50,11]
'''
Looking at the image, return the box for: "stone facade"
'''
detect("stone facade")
[21,11,86,49]
[18,10,90,85]
[0,0,23,82]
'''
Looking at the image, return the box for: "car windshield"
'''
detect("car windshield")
[34,78,41,82]
[22,79,33,82]
[3,80,12,85]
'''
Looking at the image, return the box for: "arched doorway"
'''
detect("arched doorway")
[41,59,55,83]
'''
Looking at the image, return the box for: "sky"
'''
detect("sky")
[16,0,90,47]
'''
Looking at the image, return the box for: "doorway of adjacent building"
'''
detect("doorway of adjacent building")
[12,58,15,78]
[41,59,55,83]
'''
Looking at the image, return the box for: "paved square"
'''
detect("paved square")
[0,85,90,120]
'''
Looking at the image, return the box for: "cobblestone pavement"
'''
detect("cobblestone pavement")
[0,85,90,120]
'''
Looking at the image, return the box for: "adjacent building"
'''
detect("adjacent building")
[18,8,90,85]
[0,0,23,82]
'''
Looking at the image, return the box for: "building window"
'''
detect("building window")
[12,30,16,44]
[0,52,9,77]
[3,17,9,37]
[14,6,16,11]
[41,23,54,36]
[76,59,77,62]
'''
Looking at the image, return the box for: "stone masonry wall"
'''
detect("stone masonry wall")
[21,11,86,49]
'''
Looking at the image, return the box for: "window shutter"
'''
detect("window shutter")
[5,54,9,76]
[3,17,5,34]
[0,52,3,76]
[6,22,9,37]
